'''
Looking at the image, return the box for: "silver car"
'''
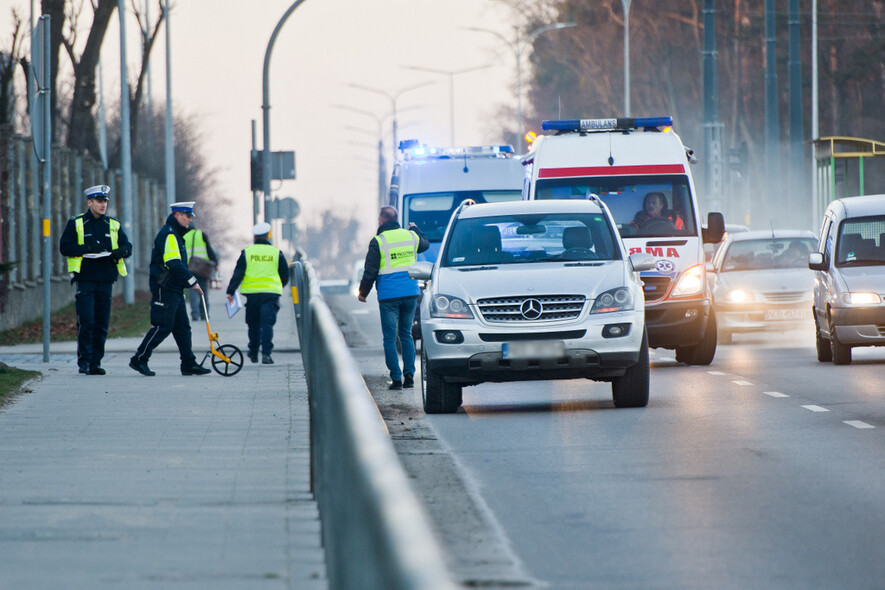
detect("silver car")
[409,198,655,414]
[810,194,885,364]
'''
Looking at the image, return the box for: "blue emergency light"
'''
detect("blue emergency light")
[541,117,673,132]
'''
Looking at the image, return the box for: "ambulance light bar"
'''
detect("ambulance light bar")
[541,117,673,132]
[398,141,515,159]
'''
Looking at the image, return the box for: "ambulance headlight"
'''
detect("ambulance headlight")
[672,264,705,297]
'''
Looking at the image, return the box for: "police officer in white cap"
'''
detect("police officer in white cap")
[59,184,132,375]
[130,201,211,376]
[225,222,289,364]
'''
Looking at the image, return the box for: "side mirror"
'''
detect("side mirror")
[702,212,725,244]
[808,252,827,271]
[408,261,433,281]
[629,253,656,272]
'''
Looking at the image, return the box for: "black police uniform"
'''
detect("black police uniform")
[130,213,209,375]
[59,210,132,374]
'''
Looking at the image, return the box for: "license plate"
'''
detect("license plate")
[764,309,808,320]
[502,340,565,359]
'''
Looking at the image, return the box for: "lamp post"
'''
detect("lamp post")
[347,81,434,162]
[467,22,576,152]
[333,104,387,208]
[402,63,492,146]
[621,0,632,116]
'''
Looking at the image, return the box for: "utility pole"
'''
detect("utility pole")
[163,0,175,206]
[119,0,135,304]
[764,0,780,211]
[702,0,723,215]
[788,0,804,225]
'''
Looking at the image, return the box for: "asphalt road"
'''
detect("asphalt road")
[327,289,885,590]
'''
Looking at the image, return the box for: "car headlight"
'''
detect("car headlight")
[590,287,634,314]
[431,294,474,319]
[671,264,704,297]
[840,292,882,305]
[725,289,754,303]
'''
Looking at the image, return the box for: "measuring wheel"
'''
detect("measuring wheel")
[211,344,244,377]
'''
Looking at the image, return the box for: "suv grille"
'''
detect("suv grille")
[477,295,585,322]
[642,277,671,302]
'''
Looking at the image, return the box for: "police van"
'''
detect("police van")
[389,142,524,262]
[521,117,725,365]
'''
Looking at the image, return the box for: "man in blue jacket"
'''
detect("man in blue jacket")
[129,202,211,376]
[59,185,132,375]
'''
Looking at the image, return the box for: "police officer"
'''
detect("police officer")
[129,202,211,376]
[182,222,219,321]
[226,222,289,364]
[59,185,132,375]
[357,206,429,390]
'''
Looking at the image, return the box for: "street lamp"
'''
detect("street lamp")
[333,104,387,208]
[402,63,492,146]
[621,0,632,116]
[467,22,576,152]
[347,81,434,162]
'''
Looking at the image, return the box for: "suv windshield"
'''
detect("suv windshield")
[720,238,817,271]
[534,175,697,238]
[404,190,522,243]
[442,212,620,267]
[836,216,885,266]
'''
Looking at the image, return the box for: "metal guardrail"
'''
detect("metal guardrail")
[290,260,456,590]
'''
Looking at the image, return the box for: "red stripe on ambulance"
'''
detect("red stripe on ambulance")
[538,164,685,178]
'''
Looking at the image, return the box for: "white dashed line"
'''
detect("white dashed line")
[763,391,789,398]
[802,405,829,412]
[732,380,753,386]
[707,371,726,376]
[844,420,875,429]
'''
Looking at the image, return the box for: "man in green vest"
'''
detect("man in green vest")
[59,184,132,375]
[183,222,219,321]
[226,222,289,364]
[358,206,429,390]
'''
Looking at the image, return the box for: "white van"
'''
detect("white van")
[809,194,885,364]
[389,142,524,263]
[521,117,725,365]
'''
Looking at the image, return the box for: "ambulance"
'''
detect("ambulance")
[521,117,725,365]
[389,142,524,263]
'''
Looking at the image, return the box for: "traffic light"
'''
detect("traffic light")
[250,151,263,191]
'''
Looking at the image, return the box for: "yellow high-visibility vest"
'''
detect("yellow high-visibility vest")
[240,244,282,295]
[183,229,208,260]
[375,228,419,274]
[66,215,127,276]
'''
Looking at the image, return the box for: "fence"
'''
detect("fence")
[290,260,457,590]
[0,127,165,331]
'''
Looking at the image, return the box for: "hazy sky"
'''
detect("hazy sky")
[2,0,519,253]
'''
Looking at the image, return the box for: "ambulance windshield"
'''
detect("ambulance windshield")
[403,190,522,243]
[535,175,697,238]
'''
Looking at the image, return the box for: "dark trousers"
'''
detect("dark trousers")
[188,276,210,320]
[133,284,197,367]
[245,293,280,355]
[75,280,114,368]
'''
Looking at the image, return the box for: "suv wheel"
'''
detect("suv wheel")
[815,314,832,362]
[612,330,650,408]
[422,349,462,414]
[675,312,717,366]
[828,315,852,365]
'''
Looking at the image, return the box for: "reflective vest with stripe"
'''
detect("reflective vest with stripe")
[66,215,127,276]
[374,228,419,300]
[240,244,283,295]
[183,229,208,260]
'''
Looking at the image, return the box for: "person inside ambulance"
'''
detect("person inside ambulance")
[630,191,685,235]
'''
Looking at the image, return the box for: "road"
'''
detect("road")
[327,289,885,589]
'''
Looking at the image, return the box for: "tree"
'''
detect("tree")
[299,210,365,280]
[0,10,25,127]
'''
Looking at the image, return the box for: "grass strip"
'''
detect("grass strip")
[0,362,41,407]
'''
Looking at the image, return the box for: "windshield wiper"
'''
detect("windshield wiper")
[564,262,604,267]
[456,265,499,272]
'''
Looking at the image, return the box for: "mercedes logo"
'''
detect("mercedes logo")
[520,298,543,320]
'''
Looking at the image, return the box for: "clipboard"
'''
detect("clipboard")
[226,291,243,318]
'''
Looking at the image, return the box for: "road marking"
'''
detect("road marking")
[763,391,789,398]
[732,380,753,386]
[708,371,726,375]
[801,405,829,412]
[844,420,875,429]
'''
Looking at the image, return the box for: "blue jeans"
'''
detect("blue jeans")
[379,296,418,381]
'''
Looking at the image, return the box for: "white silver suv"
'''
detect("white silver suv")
[409,198,655,413]
[810,194,885,364]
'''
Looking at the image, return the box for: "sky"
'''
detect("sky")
[1,0,520,258]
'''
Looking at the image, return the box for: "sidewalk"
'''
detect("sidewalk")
[0,288,327,589]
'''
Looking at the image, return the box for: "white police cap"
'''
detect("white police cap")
[170,201,196,217]
[84,185,110,199]
[252,222,272,236]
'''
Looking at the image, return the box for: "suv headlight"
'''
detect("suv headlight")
[590,287,634,314]
[840,292,881,306]
[431,294,474,319]
[671,264,705,297]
